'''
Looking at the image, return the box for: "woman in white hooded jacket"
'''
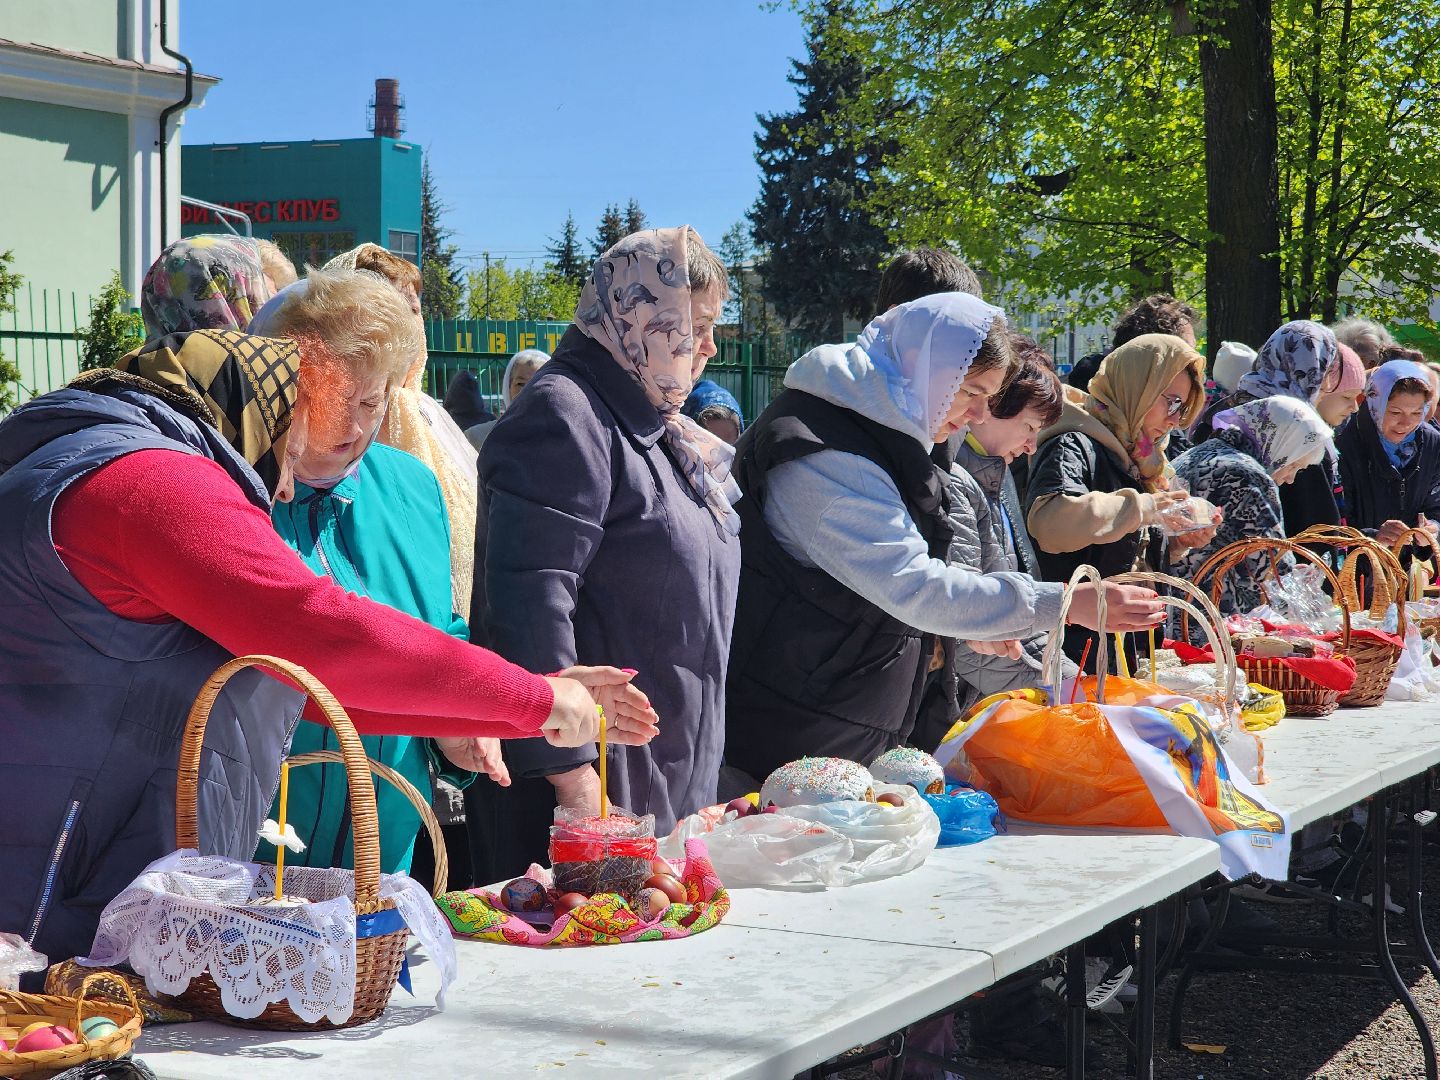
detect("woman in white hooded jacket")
[724,292,1167,784]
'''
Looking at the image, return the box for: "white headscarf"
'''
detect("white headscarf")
[1210,396,1337,471]
[854,292,1005,439]
[502,349,550,407]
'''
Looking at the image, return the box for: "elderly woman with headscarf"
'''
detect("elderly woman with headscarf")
[302,243,483,616]
[681,379,745,444]
[140,234,273,339]
[1024,333,1210,665]
[246,268,499,875]
[724,294,1168,784]
[1335,359,1440,549]
[468,227,738,881]
[1192,320,1345,538]
[466,348,549,451]
[1171,398,1338,626]
[0,317,659,973]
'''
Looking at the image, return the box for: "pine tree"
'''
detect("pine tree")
[547,211,588,285]
[419,154,463,320]
[77,270,144,372]
[0,250,23,414]
[748,2,897,342]
[623,198,647,236]
[591,203,627,261]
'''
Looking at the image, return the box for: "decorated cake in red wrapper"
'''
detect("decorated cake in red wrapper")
[548,807,656,905]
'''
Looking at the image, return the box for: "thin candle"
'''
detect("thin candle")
[274,761,289,901]
[1114,633,1130,678]
[1148,627,1157,679]
[597,705,608,819]
[1071,639,1093,705]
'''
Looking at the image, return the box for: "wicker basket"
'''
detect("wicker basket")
[1294,526,1406,707]
[0,972,143,1078]
[1389,526,1440,642]
[1112,569,1241,712]
[1192,538,1353,717]
[169,655,446,1032]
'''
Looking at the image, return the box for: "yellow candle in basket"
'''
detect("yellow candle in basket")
[597,705,608,819]
[274,761,289,900]
[1114,634,1130,678]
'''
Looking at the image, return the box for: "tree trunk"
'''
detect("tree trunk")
[1198,0,1283,359]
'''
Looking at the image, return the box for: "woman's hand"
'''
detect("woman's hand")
[555,665,660,746]
[540,676,603,747]
[548,764,602,816]
[435,736,510,786]
[1065,582,1167,632]
[966,639,1024,659]
[1377,519,1431,547]
[1143,489,1191,525]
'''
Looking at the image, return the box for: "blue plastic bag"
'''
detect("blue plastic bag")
[922,787,1004,846]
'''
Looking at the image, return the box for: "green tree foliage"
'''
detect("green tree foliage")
[77,270,144,372]
[749,2,897,341]
[0,251,22,413]
[547,211,588,285]
[717,221,752,328]
[419,154,463,320]
[831,0,1440,334]
[590,203,628,260]
[623,198,647,236]
[466,258,581,322]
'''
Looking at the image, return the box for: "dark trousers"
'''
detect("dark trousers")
[464,774,558,887]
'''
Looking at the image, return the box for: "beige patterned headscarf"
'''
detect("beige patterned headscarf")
[575,227,740,535]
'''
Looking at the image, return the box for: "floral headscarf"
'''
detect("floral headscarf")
[1236,320,1339,404]
[1365,359,1432,469]
[141,235,273,340]
[1211,397,1336,473]
[575,227,740,535]
[1085,333,1206,487]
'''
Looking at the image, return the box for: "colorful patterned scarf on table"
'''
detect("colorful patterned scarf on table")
[574,227,741,536]
[141,234,273,340]
[70,329,300,495]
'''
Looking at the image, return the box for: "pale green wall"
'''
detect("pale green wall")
[0,97,127,297]
[3,0,127,58]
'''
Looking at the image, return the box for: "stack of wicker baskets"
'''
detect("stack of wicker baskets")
[168,655,447,1031]
[1193,536,1354,716]
[1388,525,1440,642]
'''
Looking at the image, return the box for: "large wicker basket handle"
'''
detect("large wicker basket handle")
[1337,544,1407,633]
[1191,536,1352,650]
[1110,571,1239,704]
[1043,564,1109,702]
[1390,526,1440,601]
[287,750,450,900]
[177,655,383,910]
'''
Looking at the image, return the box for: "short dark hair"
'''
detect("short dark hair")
[970,314,1014,379]
[1388,377,1431,400]
[1381,345,1427,365]
[1111,294,1200,351]
[991,335,1063,425]
[876,248,983,311]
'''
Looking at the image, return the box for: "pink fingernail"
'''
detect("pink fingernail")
[621,668,638,676]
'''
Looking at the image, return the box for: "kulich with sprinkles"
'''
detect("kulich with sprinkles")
[760,757,875,808]
[869,747,945,794]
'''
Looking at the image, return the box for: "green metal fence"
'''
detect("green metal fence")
[2,286,88,413]
[421,319,807,424]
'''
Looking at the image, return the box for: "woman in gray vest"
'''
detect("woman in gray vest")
[724,293,1168,786]
[0,323,656,976]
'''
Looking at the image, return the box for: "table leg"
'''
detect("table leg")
[1130,904,1158,1080]
[1371,788,1438,1080]
[1066,939,1087,1080]
[1167,878,1230,1050]
[1406,776,1440,984]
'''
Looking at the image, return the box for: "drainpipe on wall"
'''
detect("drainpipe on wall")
[157,0,193,248]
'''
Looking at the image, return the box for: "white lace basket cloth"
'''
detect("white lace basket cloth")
[80,850,455,1025]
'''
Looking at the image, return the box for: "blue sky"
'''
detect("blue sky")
[179,1,809,273]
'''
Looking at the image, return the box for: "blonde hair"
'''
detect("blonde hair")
[685,227,729,297]
[264,267,421,388]
[254,239,298,289]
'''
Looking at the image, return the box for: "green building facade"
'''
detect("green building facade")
[180,138,422,268]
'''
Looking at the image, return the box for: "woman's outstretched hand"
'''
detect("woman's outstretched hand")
[1065,582,1167,633]
[435,736,510,785]
[552,666,660,746]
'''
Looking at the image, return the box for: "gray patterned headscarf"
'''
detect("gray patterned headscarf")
[575,227,740,536]
[1235,320,1340,405]
[1211,396,1336,471]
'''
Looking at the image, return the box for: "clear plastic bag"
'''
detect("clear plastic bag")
[1252,563,1342,631]
[1155,478,1220,538]
[658,783,940,887]
[0,931,47,991]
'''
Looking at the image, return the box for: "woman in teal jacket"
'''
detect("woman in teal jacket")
[255,269,491,875]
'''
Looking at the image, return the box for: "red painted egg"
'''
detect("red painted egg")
[643,873,686,903]
[553,891,589,916]
[15,1025,77,1052]
[876,792,906,807]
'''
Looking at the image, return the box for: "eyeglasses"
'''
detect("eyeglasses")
[1161,393,1186,419]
